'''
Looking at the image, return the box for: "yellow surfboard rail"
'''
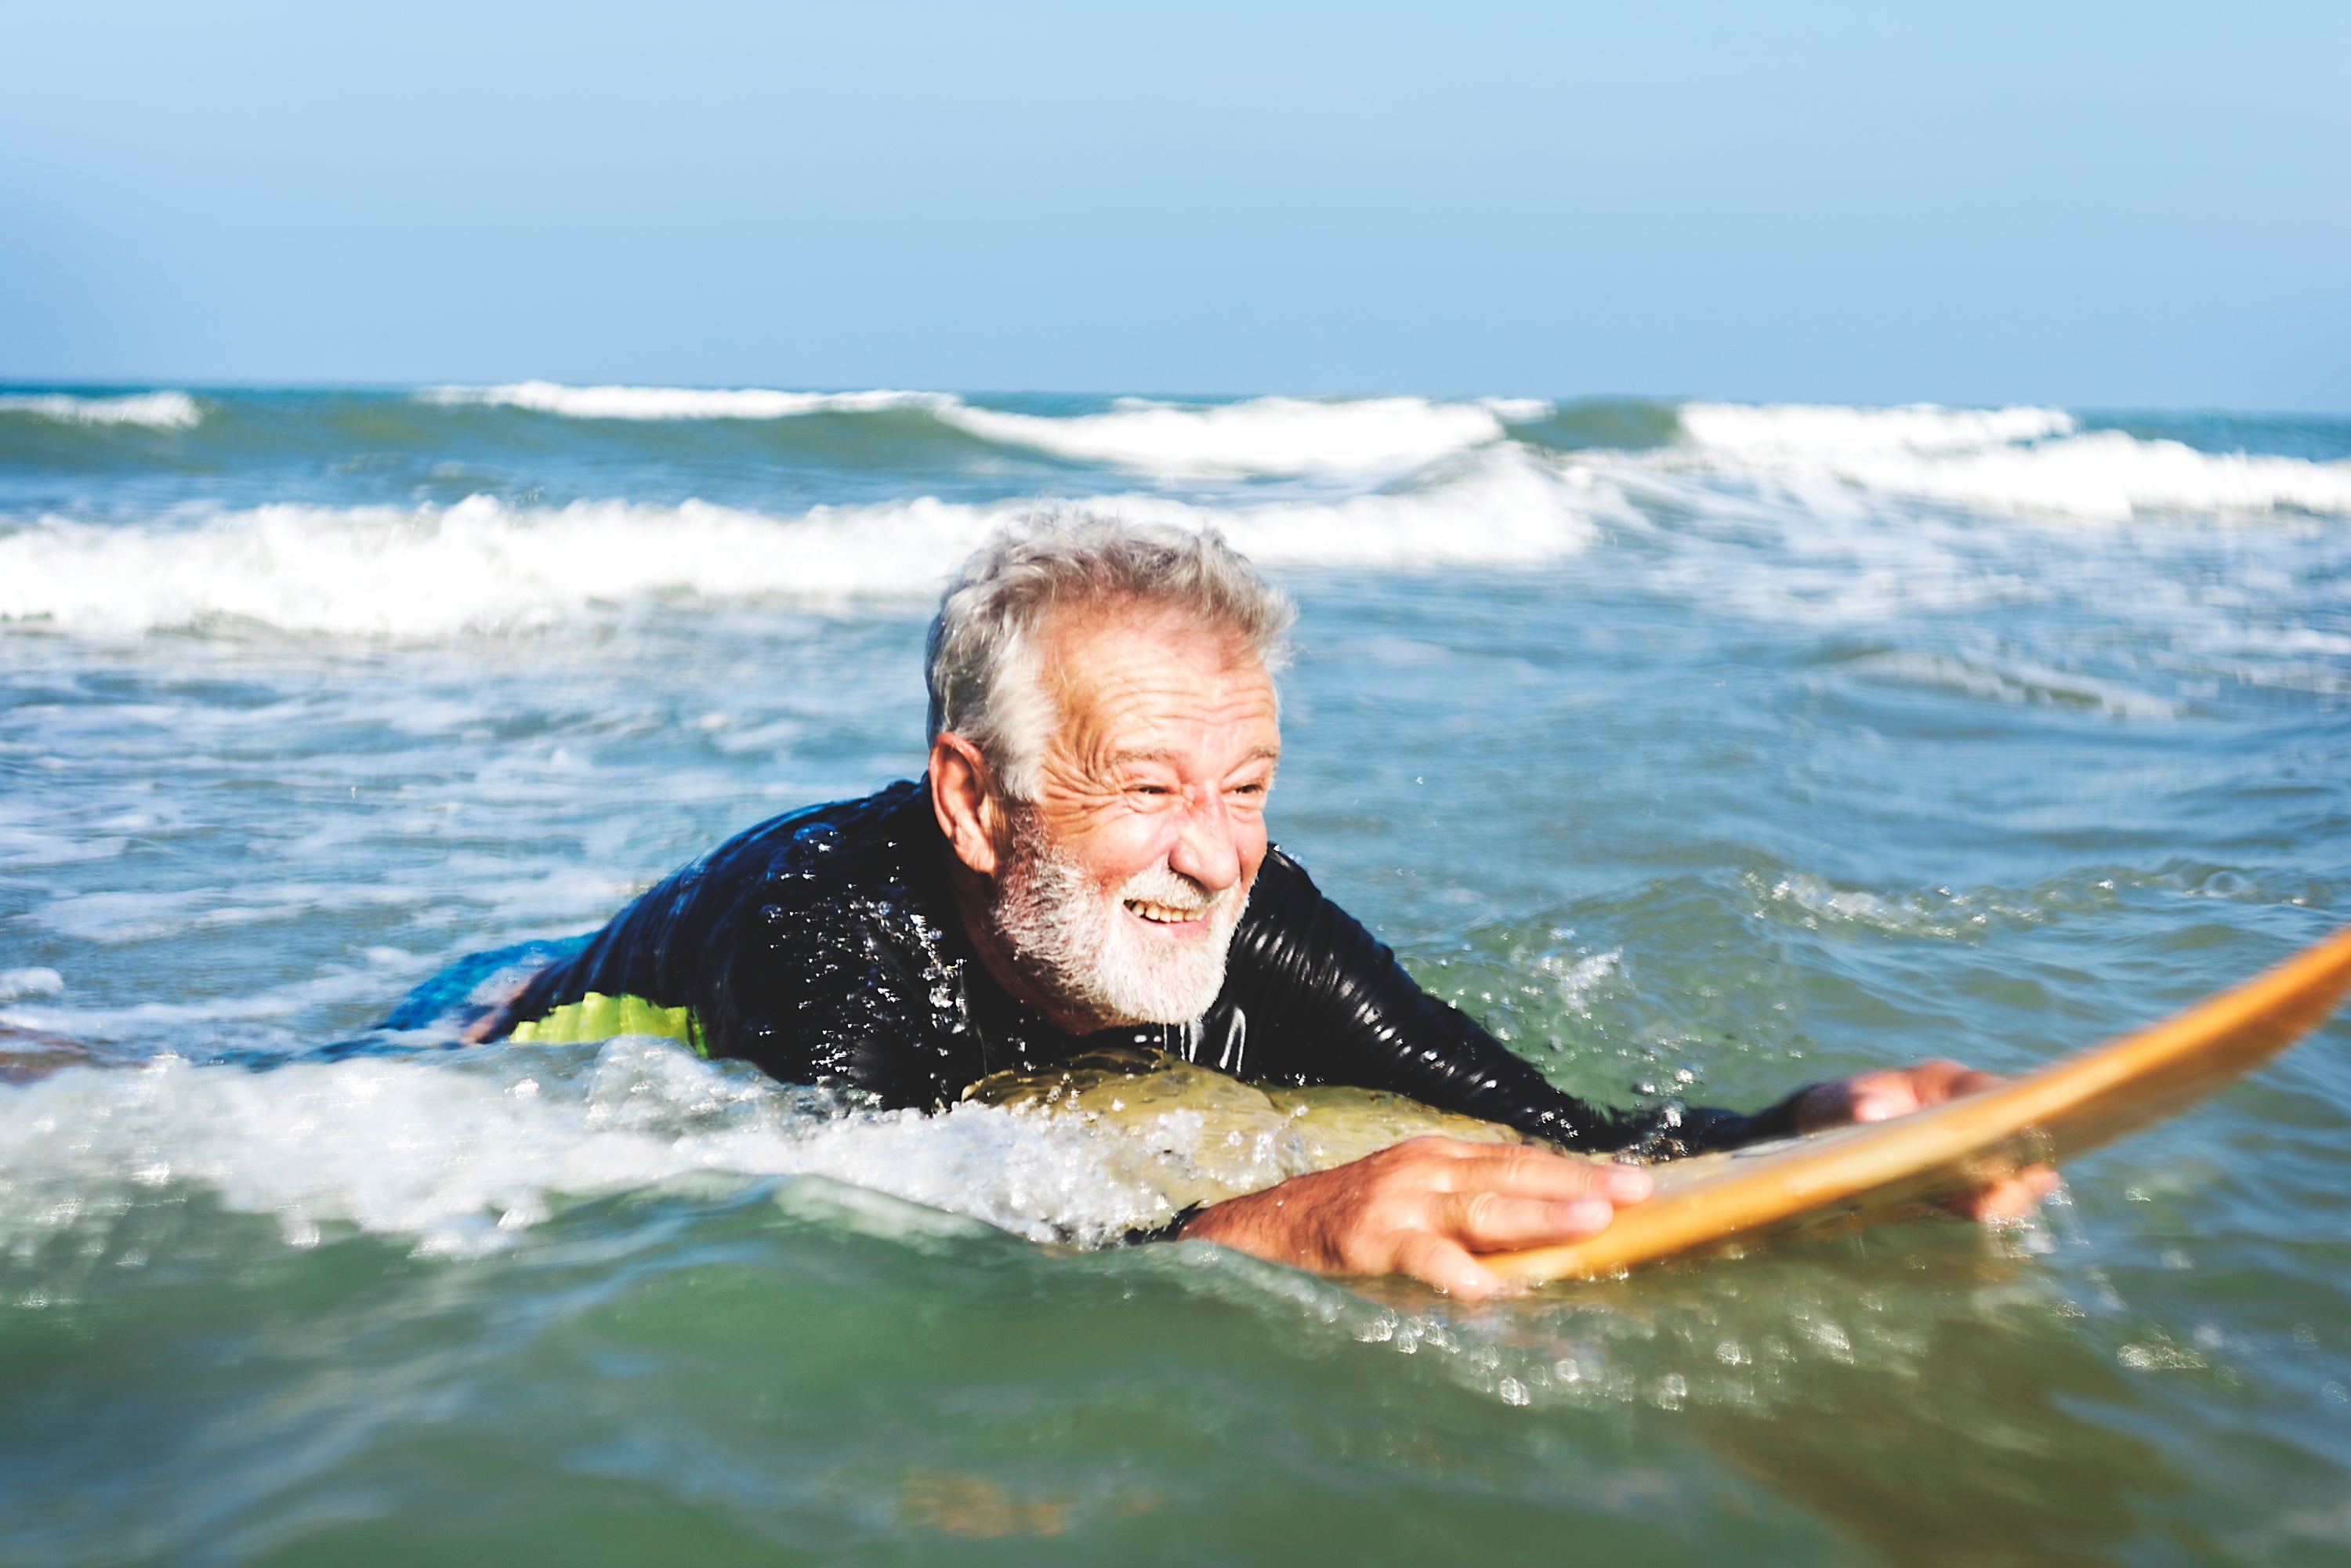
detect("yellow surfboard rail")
[1487,922,2351,1286]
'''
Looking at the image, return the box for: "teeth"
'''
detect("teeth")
[1127,900,1204,924]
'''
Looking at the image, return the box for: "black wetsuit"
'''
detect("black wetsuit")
[496,780,1802,1157]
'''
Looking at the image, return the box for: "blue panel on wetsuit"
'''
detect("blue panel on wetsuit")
[377,936,593,1034]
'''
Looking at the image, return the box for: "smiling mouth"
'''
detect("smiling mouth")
[1125,897,1212,926]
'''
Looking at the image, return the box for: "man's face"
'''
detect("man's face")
[987,603,1281,1029]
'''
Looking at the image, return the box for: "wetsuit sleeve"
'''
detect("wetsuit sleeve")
[1223,850,1804,1157]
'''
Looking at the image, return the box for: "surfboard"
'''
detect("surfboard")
[1486,922,2351,1286]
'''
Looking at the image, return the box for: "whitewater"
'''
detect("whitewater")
[2,385,2348,1565]
[4,390,2347,639]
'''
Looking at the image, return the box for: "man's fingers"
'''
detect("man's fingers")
[1803,1059,2005,1131]
[1957,1166,2062,1222]
[1429,1191,1620,1251]
[1390,1231,1509,1302]
[1430,1145,1654,1206]
[1909,1059,2001,1104]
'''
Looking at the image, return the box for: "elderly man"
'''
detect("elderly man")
[487,518,2046,1296]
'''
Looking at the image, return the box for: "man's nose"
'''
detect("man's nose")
[1166,786,1244,893]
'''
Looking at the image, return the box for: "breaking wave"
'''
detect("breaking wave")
[0,1040,1180,1258]
[419,382,947,420]
[1679,402,2080,457]
[0,450,1599,636]
[21,386,2346,520]
[420,383,1545,477]
[0,390,201,429]
[1667,401,2351,521]
[935,395,1545,477]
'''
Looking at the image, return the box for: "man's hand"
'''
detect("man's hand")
[1179,1065,2057,1296]
[1176,1137,1652,1302]
[1793,1059,2060,1222]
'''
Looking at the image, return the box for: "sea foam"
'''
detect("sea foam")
[936,395,1540,477]
[0,451,1600,637]
[0,1041,1182,1257]
[1679,402,2079,456]
[419,383,1542,477]
[419,382,950,420]
[1670,402,2351,521]
[0,391,201,429]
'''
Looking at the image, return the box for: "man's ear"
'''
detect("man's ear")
[929,733,1006,878]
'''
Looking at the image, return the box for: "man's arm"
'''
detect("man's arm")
[1221,849,1792,1154]
[1189,853,2052,1293]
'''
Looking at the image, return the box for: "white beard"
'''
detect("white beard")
[989,815,1242,1028]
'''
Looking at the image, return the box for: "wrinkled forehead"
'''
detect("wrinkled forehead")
[1033,599,1281,761]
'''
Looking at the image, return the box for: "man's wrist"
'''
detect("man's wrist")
[1733,1084,1820,1145]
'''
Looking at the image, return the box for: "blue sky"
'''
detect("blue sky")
[3,1,2344,407]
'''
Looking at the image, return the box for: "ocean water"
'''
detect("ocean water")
[2,385,2348,1565]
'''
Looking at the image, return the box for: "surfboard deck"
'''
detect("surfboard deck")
[1486,922,2351,1286]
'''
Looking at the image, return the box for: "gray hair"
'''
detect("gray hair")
[926,514,1295,798]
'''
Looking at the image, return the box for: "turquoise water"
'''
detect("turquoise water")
[2,386,2349,1563]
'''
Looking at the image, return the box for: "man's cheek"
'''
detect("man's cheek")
[1097,819,1183,877]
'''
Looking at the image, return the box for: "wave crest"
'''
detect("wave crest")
[0,452,1599,636]
[0,1041,1176,1258]
[0,391,201,429]
[1679,402,2077,456]
[419,382,949,420]
[418,383,1543,477]
[939,395,1535,477]
[1669,401,2351,520]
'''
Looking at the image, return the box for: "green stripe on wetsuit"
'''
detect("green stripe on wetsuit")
[509,992,708,1056]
